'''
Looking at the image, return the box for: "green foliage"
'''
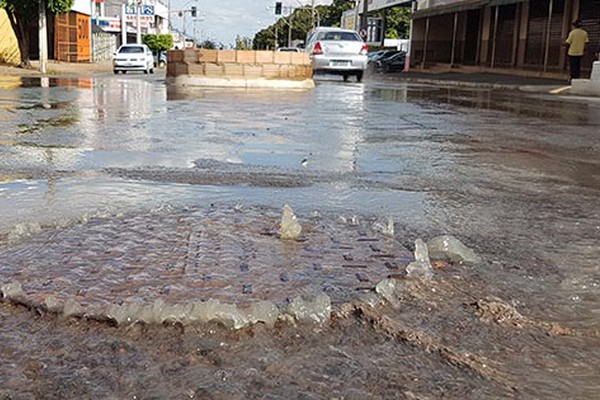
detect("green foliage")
[318,0,354,27]
[199,40,216,50]
[142,34,174,52]
[253,0,357,50]
[0,0,73,13]
[376,7,411,39]
[1,0,74,66]
[235,36,253,50]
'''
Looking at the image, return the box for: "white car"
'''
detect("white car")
[113,44,155,74]
[305,27,368,82]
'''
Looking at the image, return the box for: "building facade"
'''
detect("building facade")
[353,0,598,77]
[411,0,600,76]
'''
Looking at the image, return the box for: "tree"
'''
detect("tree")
[142,34,174,53]
[199,40,216,50]
[0,0,73,67]
[318,0,354,27]
[253,0,355,50]
[235,36,253,50]
[376,6,411,39]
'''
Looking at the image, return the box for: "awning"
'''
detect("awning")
[488,0,527,6]
[412,0,488,19]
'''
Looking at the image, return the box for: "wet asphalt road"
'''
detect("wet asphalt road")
[0,71,599,399]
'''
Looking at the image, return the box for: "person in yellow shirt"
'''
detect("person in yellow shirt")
[564,20,589,82]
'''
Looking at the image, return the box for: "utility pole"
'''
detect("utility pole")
[287,13,293,47]
[360,0,369,41]
[38,0,48,74]
[121,4,127,45]
[90,0,94,62]
[136,0,142,44]
[311,0,315,29]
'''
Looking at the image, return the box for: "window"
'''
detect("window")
[321,31,361,41]
[119,46,144,54]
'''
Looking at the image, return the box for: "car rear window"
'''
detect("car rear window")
[319,31,361,41]
[119,47,144,54]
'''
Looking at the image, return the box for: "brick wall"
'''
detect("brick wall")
[166,49,313,81]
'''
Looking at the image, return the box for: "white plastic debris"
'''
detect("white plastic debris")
[1,281,26,300]
[244,301,280,327]
[427,235,480,266]
[279,204,302,240]
[43,296,64,313]
[406,239,433,279]
[287,294,331,325]
[190,299,248,329]
[63,299,84,317]
[372,217,395,237]
[375,278,402,308]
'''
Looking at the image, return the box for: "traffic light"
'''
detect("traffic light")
[190,6,197,17]
[274,2,282,15]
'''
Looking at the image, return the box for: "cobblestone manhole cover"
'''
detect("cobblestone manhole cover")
[0,206,412,317]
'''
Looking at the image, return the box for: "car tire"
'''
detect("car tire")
[356,71,363,82]
[144,69,149,74]
[113,70,118,75]
[343,74,349,82]
[150,68,154,74]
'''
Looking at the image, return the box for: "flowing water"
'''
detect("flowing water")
[0,73,599,399]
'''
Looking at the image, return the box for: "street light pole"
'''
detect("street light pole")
[136,0,142,44]
[38,0,48,73]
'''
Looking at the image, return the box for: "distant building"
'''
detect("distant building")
[3,0,171,63]
[355,0,600,77]
[411,0,599,76]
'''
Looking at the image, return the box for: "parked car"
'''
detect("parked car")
[277,47,302,52]
[305,27,368,82]
[368,50,401,65]
[374,51,407,73]
[113,44,154,74]
[153,50,167,68]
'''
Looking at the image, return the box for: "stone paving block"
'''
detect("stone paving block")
[217,50,237,63]
[224,63,244,77]
[274,51,292,65]
[188,63,205,75]
[167,50,184,63]
[255,51,274,64]
[183,49,199,63]
[204,63,224,77]
[291,52,310,65]
[262,64,281,78]
[278,64,291,78]
[243,65,263,79]
[199,49,218,63]
[168,62,189,76]
[236,50,256,64]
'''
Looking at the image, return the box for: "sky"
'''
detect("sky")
[170,0,333,46]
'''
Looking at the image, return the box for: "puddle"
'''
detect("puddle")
[1,75,599,399]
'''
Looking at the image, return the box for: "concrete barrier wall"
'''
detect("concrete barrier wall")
[166,49,313,88]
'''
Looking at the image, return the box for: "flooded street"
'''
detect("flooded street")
[1,72,599,399]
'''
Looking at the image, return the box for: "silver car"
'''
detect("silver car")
[305,27,368,82]
[113,44,155,74]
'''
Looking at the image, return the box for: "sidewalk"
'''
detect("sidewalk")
[374,68,569,94]
[0,60,113,76]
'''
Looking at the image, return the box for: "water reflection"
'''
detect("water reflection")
[368,84,600,125]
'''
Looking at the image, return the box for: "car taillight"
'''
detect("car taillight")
[360,43,369,55]
[313,42,323,55]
